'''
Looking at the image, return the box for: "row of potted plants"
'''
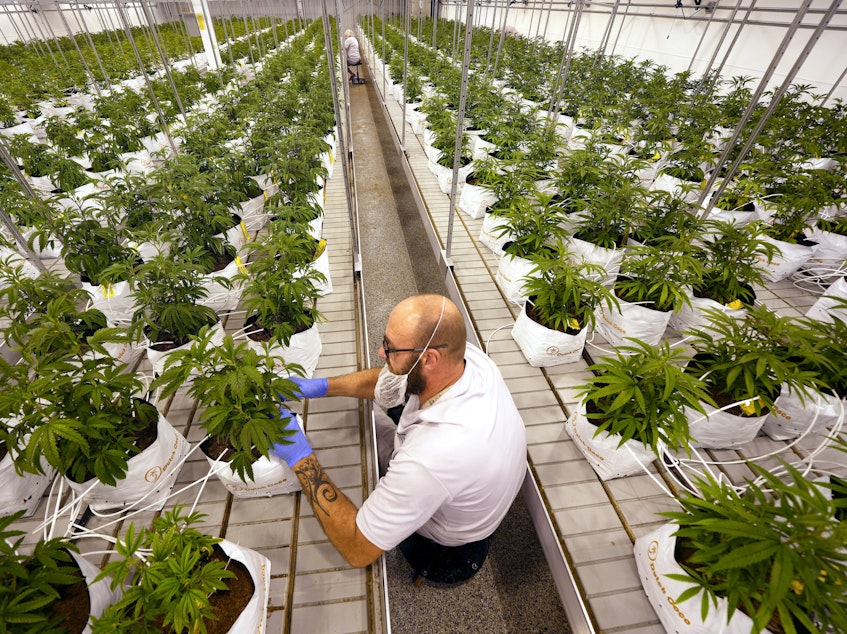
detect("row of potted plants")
[0,16,344,632]
[363,16,847,633]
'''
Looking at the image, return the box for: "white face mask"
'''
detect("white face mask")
[373,363,413,409]
[374,297,446,410]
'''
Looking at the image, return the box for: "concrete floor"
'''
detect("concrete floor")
[346,61,570,633]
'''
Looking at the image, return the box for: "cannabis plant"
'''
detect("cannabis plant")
[577,340,713,453]
[152,330,303,481]
[664,462,847,634]
[521,240,618,333]
[0,510,83,633]
[615,239,704,313]
[93,506,237,634]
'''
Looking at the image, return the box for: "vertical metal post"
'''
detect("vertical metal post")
[823,64,847,105]
[698,0,840,213]
[53,1,102,98]
[484,0,499,74]
[610,0,632,55]
[711,0,758,85]
[491,0,511,79]
[139,0,187,123]
[68,0,110,90]
[37,4,71,66]
[320,0,361,272]
[335,0,353,155]
[381,0,386,97]
[115,0,179,157]
[444,0,474,264]
[597,0,621,57]
[401,0,411,147]
[686,0,721,72]
[546,0,586,120]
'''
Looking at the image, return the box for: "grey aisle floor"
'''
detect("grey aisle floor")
[347,60,570,634]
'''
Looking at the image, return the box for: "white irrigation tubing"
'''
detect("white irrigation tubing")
[484,322,515,354]
[668,395,845,491]
[36,436,209,538]
[791,265,847,294]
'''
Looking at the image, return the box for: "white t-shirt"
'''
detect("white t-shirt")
[356,343,527,549]
[344,36,360,64]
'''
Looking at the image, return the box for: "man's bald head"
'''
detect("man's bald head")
[390,294,466,363]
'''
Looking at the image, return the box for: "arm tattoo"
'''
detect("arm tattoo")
[295,455,338,517]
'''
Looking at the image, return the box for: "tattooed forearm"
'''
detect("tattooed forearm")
[295,455,339,516]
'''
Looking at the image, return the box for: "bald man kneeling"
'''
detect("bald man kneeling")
[273,294,527,584]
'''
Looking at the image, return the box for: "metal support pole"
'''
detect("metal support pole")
[491,0,511,79]
[823,63,847,105]
[115,0,179,157]
[53,1,101,98]
[320,0,361,272]
[597,0,621,57]
[335,0,353,156]
[686,0,721,72]
[444,0,474,264]
[546,0,586,121]
[139,0,187,124]
[698,0,840,214]
[401,0,411,147]
[0,137,40,201]
[38,4,71,66]
[0,203,48,273]
[68,0,109,90]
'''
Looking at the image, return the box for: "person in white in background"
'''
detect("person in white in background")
[343,29,361,82]
[272,294,527,584]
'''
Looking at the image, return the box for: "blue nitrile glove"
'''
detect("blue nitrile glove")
[278,376,329,402]
[272,408,313,467]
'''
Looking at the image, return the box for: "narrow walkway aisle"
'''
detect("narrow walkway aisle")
[347,59,569,634]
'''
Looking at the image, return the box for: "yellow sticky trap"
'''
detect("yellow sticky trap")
[263,190,269,201]
[739,397,762,416]
[330,150,335,163]
[323,188,327,203]
[101,283,115,298]
[314,239,327,260]
[727,299,743,310]
[652,152,661,161]
[235,255,248,274]
[700,179,708,189]
[568,318,580,330]
[240,221,249,241]
[196,14,206,31]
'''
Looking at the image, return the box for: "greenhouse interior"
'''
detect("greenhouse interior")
[1,0,846,632]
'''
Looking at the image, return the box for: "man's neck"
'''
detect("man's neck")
[418,360,465,407]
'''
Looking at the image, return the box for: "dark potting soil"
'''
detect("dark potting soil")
[526,300,582,336]
[51,558,89,634]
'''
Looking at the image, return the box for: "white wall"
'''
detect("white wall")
[0,3,154,46]
[441,0,847,103]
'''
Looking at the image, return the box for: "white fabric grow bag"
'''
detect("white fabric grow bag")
[218,540,271,634]
[760,387,844,441]
[802,227,847,279]
[82,280,134,328]
[760,236,814,282]
[427,158,473,195]
[239,193,268,233]
[479,213,513,256]
[595,298,671,347]
[567,237,622,286]
[458,182,498,219]
[147,320,225,376]
[21,226,61,258]
[0,247,39,283]
[512,303,586,366]
[805,276,847,322]
[564,407,656,481]
[73,551,120,633]
[199,257,244,314]
[245,323,322,379]
[308,246,333,296]
[65,410,189,512]
[0,452,54,517]
[650,173,702,204]
[634,523,768,634]
[496,253,537,305]
[685,401,768,449]
[668,294,747,335]
[206,415,304,497]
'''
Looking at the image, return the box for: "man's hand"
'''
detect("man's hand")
[272,408,313,468]
[280,376,329,401]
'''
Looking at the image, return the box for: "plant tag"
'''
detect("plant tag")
[314,239,327,260]
[739,397,762,416]
[235,255,248,274]
[700,179,707,189]
[240,221,249,241]
[726,299,743,310]
[568,318,580,330]
[101,283,115,298]
[263,190,268,201]
[330,149,335,163]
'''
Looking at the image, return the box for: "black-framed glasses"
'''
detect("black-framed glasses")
[382,337,447,360]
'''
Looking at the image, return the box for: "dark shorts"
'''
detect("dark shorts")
[398,532,491,584]
[348,60,361,68]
